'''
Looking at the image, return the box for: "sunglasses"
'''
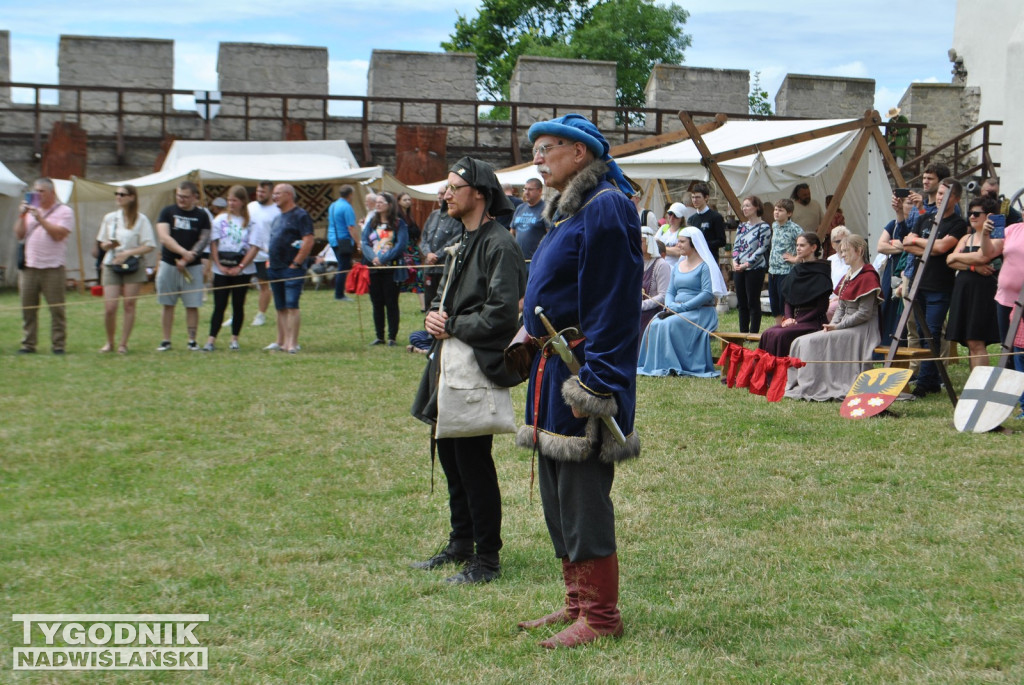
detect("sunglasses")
[114,191,132,197]
[968,211,986,218]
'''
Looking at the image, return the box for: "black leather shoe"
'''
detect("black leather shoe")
[911,384,940,397]
[411,539,473,570]
[446,553,501,584]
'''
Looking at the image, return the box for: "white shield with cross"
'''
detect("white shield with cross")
[954,366,1024,433]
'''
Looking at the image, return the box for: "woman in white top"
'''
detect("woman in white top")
[640,225,671,334]
[96,184,156,353]
[656,203,688,269]
[826,225,851,320]
[201,185,260,351]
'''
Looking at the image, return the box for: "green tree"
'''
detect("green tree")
[442,0,691,115]
[748,71,773,116]
[564,0,690,114]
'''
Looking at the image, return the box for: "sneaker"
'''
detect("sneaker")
[16,348,35,354]
[156,341,172,352]
[187,340,199,351]
[369,339,385,346]
[251,312,266,327]
[201,342,215,352]
[229,341,240,351]
[387,339,397,347]
[263,342,281,351]
[221,318,233,329]
[911,384,940,398]
[335,295,354,302]
[446,553,501,585]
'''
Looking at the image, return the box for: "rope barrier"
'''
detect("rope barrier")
[641,292,1024,366]
[0,261,447,313]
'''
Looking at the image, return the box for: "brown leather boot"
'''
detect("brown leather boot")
[518,558,579,630]
[539,553,623,649]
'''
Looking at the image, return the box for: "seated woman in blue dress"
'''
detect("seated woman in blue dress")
[638,227,728,377]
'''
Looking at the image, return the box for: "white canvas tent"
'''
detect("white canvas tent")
[66,140,384,284]
[405,165,547,198]
[0,161,27,285]
[0,162,27,277]
[616,117,894,246]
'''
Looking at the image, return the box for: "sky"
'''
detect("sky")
[3,0,958,116]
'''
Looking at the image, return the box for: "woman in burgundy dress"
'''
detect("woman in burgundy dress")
[759,232,833,357]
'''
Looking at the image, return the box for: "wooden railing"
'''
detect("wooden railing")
[897,120,1002,185]
[0,81,791,167]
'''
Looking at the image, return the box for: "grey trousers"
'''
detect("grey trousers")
[538,452,616,562]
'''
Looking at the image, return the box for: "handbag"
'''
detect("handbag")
[435,336,517,439]
[110,256,140,274]
[218,251,245,268]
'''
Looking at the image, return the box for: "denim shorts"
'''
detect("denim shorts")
[268,266,304,310]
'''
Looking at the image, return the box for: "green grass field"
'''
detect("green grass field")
[1,285,1022,683]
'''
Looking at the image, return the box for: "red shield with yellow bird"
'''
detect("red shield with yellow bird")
[841,368,913,419]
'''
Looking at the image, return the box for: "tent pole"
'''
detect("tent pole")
[711,117,870,164]
[72,176,85,292]
[868,110,908,189]
[609,113,728,158]
[677,110,743,219]
[819,117,874,238]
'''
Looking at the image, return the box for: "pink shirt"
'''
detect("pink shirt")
[996,222,1024,308]
[24,203,75,269]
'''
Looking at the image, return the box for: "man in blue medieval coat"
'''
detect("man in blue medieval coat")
[515,114,642,648]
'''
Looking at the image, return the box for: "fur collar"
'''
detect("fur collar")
[543,160,609,224]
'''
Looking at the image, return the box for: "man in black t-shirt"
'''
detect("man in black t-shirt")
[902,178,967,396]
[686,182,726,263]
[154,181,210,351]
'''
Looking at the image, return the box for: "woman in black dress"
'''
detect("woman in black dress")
[758,232,833,357]
[946,196,1002,369]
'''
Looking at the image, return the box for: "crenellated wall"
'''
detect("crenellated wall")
[0,32,992,185]
[509,55,618,134]
[774,74,875,119]
[644,65,749,131]
[217,42,329,139]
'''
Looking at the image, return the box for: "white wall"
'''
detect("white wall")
[952,0,1024,190]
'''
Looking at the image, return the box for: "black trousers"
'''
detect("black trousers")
[734,267,766,333]
[368,271,400,341]
[538,452,616,562]
[209,273,249,337]
[436,435,502,555]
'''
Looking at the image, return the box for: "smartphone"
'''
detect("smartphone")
[893,188,910,198]
[990,213,1006,239]
[24,191,39,206]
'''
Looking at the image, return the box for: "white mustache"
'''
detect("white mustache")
[537,165,550,175]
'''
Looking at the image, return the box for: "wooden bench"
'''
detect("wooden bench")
[715,332,932,371]
[716,332,761,353]
[872,345,932,369]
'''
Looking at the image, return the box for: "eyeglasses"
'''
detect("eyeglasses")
[114,191,132,197]
[446,183,471,194]
[968,210,985,218]
[532,141,565,158]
